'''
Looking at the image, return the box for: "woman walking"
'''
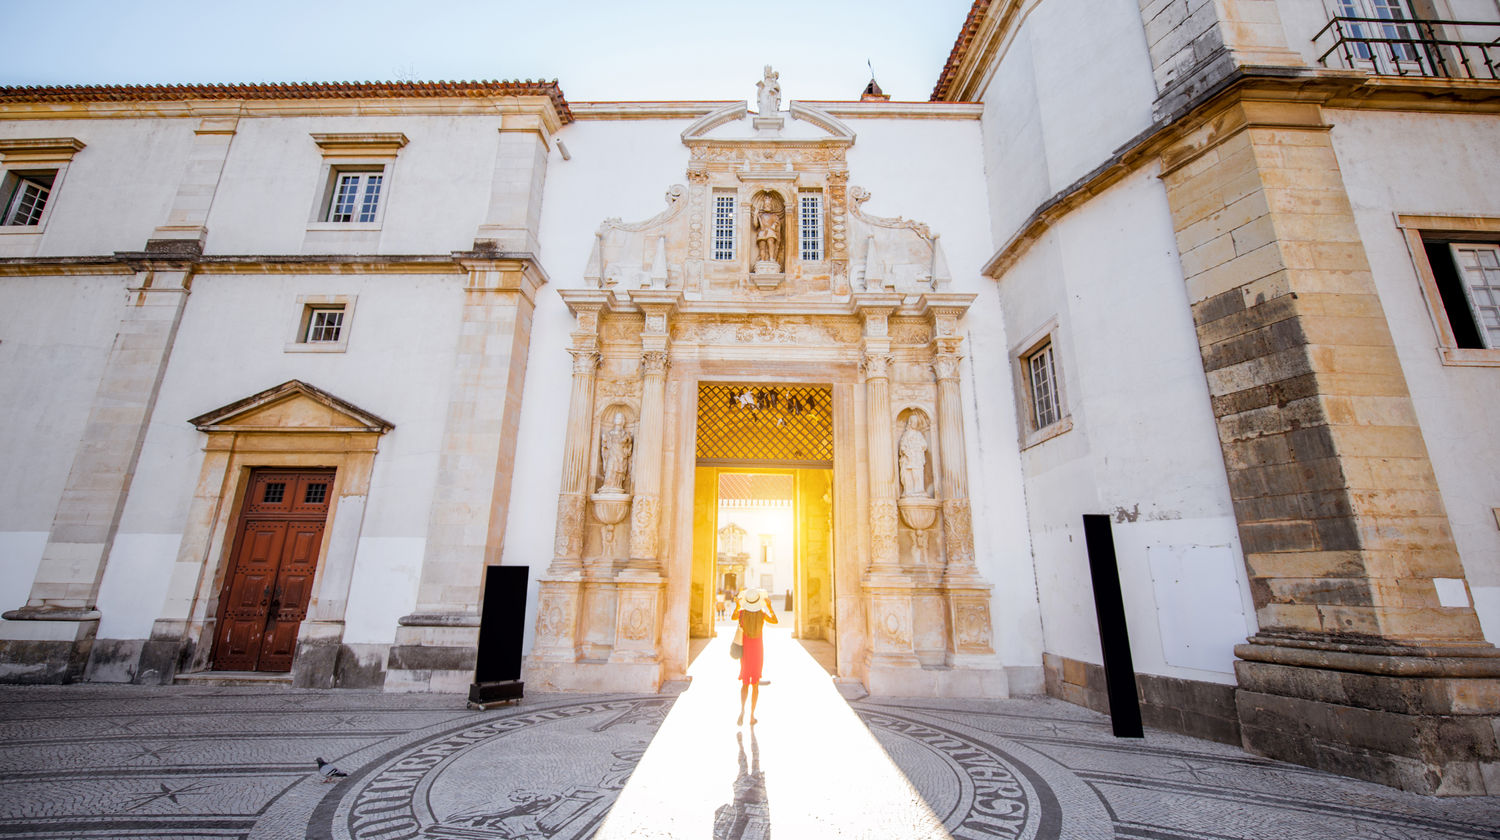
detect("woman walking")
[733,588,778,726]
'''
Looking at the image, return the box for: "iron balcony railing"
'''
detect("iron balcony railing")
[1314,15,1500,80]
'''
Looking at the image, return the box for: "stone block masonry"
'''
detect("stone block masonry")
[1160,92,1500,794]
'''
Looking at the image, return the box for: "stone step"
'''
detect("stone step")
[174,671,293,687]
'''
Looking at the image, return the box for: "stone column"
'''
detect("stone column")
[924,296,997,669]
[0,263,191,684]
[529,294,607,667]
[146,111,240,255]
[625,294,678,573]
[473,105,562,255]
[1161,94,1500,794]
[386,258,545,693]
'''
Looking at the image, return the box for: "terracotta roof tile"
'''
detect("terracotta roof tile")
[931,0,990,102]
[0,80,573,123]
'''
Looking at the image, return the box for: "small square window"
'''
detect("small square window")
[1,170,55,227]
[263,482,286,503]
[286,295,356,353]
[304,483,327,504]
[323,169,384,224]
[305,307,345,343]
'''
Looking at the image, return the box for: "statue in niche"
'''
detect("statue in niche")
[898,416,929,498]
[752,191,784,272]
[599,412,633,493]
[757,65,781,115]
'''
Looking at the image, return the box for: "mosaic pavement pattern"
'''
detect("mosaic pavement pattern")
[1,655,1498,839]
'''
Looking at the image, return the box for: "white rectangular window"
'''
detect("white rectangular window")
[1452,245,1500,349]
[1,170,54,226]
[327,171,383,223]
[1027,343,1061,430]
[799,192,823,261]
[305,307,346,343]
[713,194,736,260]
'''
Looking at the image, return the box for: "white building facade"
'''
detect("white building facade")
[2,0,1499,796]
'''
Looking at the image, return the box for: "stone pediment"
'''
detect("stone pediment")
[189,380,394,433]
[583,67,948,304]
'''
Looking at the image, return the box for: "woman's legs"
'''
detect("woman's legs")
[748,682,760,724]
[738,683,748,725]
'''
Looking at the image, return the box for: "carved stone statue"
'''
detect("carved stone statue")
[752,192,784,272]
[757,65,781,115]
[599,412,633,492]
[898,416,929,498]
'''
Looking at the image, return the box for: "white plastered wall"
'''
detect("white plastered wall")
[96,271,464,644]
[996,168,1255,685]
[0,274,130,611]
[1327,108,1500,644]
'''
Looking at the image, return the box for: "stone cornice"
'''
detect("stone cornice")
[590,292,957,320]
[800,101,985,119]
[570,101,738,119]
[0,95,569,127]
[0,80,572,122]
[981,67,1500,279]
[0,253,546,277]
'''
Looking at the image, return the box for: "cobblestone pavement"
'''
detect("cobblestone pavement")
[0,630,1496,839]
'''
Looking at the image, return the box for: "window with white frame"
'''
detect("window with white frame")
[1400,214,1500,365]
[308,133,406,231]
[1447,244,1500,349]
[323,169,384,223]
[713,193,736,260]
[799,191,823,262]
[1026,342,1062,430]
[287,295,356,353]
[1,170,55,226]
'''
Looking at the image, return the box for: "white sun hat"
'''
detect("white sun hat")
[739,588,766,612]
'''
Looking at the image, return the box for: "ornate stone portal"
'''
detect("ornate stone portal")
[524,71,1006,697]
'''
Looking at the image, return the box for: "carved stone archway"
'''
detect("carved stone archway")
[524,80,1006,697]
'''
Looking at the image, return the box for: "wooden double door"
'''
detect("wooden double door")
[212,469,334,672]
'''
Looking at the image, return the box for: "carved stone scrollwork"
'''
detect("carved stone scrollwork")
[570,349,600,374]
[629,494,660,559]
[933,354,962,382]
[954,600,993,653]
[641,351,670,376]
[941,498,976,569]
[863,353,892,380]
[877,604,912,648]
[687,168,710,184]
[870,498,899,566]
[622,603,650,641]
[553,492,587,561]
[537,597,570,643]
[645,313,668,334]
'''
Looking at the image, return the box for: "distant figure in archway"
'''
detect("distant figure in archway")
[733,588,779,726]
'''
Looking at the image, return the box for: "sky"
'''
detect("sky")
[0,0,976,103]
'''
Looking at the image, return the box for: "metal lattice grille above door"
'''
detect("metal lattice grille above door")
[696,383,833,465]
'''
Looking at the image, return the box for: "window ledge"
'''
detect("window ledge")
[306,221,382,233]
[285,341,348,354]
[1440,347,1500,367]
[1021,415,1073,451]
[0,226,44,236]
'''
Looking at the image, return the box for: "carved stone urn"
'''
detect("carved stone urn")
[590,491,632,553]
[897,496,940,531]
[898,496,942,567]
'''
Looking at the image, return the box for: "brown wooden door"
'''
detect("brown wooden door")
[212,469,334,672]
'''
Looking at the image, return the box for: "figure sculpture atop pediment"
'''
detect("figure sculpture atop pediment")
[757,65,781,115]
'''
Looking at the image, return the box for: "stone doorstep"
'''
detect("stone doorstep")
[174,670,293,687]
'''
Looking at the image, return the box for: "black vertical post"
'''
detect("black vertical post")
[469,565,528,707]
[1081,514,1143,738]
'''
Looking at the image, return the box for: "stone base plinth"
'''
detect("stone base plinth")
[524,659,663,693]
[1234,636,1500,796]
[0,611,100,684]
[865,662,1010,699]
[384,615,480,693]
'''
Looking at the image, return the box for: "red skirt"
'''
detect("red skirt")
[738,635,764,684]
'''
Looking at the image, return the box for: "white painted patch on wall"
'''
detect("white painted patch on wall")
[96,534,182,639]
[1472,585,1500,646]
[343,537,424,644]
[1147,543,1247,674]
[0,532,47,611]
[1433,577,1471,608]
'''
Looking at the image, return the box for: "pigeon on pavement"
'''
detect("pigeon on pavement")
[316,757,348,783]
